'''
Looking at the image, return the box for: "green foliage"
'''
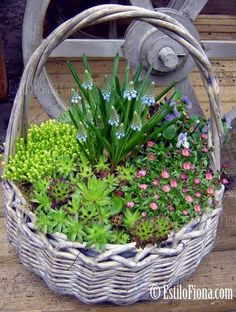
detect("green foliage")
[132,220,156,246]
[50,209,68,233]
[85,223,112,251]
[80,205,97,222]
[163,124,178,140]
[48,178,72,203]
[56,156,77,178]
[3,121,80,183]
[116,164,135,182]
[62,54,180,166]
[123,209,141,229]
[66,218,86,242]
[35,210,52,234]
[31,189,51,212]
[155,217,173,242]
[111,230,130,244]
[77,175,114,207]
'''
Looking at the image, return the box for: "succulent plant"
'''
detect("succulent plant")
[49,209,69,233]
[35,210,52,234]
[123,209,141,229]
[111,230,130,244]
[111,214,123,227]
[48,178,73,207]
[154,217,173,242]
[77,175,114,207]
[131,220,156,247]
[80,205,97,223]
[66,218,86,242]
[85,223,112,251]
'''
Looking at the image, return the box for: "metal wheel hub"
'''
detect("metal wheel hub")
[123,8,200,85]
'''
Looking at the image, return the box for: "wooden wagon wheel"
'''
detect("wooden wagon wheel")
[23,0,235,119]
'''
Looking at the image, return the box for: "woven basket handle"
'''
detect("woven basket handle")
[4,4,223,172]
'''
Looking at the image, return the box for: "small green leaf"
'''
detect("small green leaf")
[110,196,124,216]
[163,124,177,140]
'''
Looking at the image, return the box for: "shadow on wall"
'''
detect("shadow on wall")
[222,119,236,188]
[0,0,27,145]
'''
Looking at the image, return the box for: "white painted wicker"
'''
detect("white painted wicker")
[3,4,225,305]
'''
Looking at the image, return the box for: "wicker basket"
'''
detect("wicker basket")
[3,4,225,305]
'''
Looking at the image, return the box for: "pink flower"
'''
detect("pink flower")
[201,133,207,140]
[190,165,195,171]
[115,191,124,197]
[194,204,201,212]
[170,180,178,188]
[148,153,155,161]
[139,184,148,191]
[182,188,188,193]
[150,202,158,210]
[162,184,171,192]
[161,170,170,179]
[195,192,201,198]
[154,194,160,199]
[147,141,155,147]
[206,172,213,181]
[185,195,194,203]
[141,211,147,217]
[136,170,147,178]
[169,204,175,211]
[127,202,134,208]
[194,178,201,185]
[183,162,192,170]
[207,187,214,195]
[182,210,189,215]
[222,178,229,185]
[202,147,208,153]
[181,174,188,180]
[182,148,190,157]
[152,180,159,186]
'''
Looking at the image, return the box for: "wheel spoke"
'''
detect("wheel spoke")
[129,0,153,10]
[167,0,208,21]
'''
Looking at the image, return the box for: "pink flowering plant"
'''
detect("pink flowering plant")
[4,56,228,251]
[121,118,222,228]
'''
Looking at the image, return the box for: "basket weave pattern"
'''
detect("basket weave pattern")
[3,4,224,305]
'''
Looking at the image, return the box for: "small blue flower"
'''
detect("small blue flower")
[82,70,93,90]
[108,106,120,127]
[77,122,87,142]
[131,112,142,131]
[82,81,93,91]
[141,95,156,106]
[102,75,111,101]
[123,81,138,101]
[102,90,111,101]
[141,81,156,106]
[115,123,125,140]
[70,89,81,104]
